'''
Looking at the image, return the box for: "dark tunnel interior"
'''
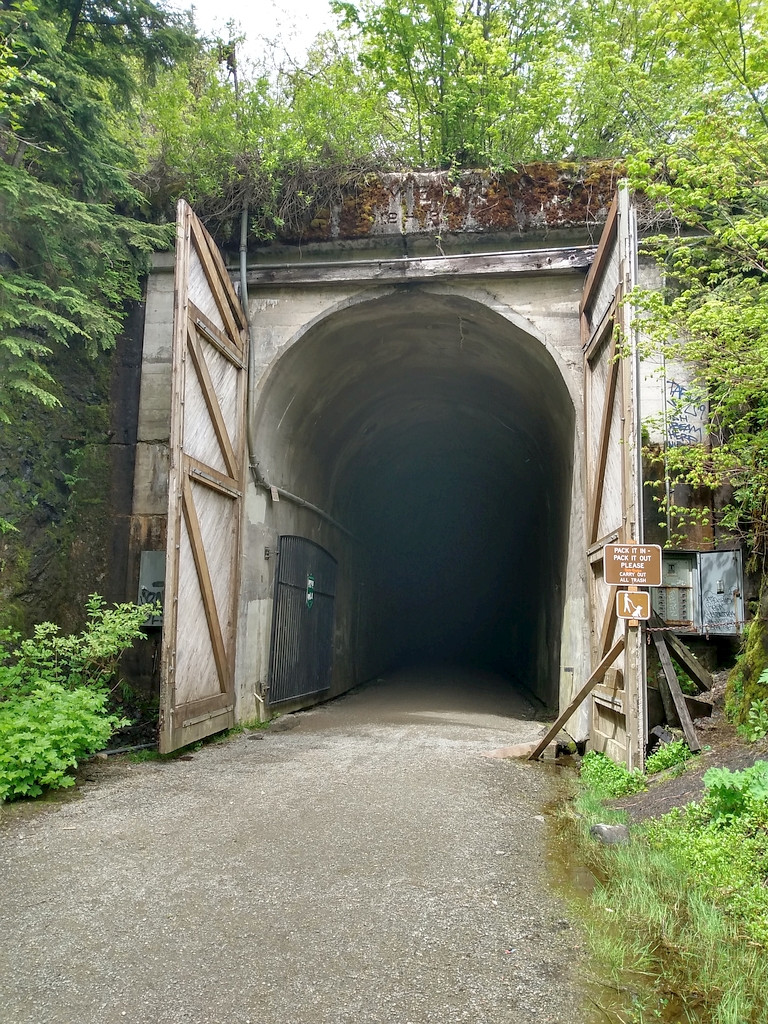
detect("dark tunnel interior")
[254,289,575,706]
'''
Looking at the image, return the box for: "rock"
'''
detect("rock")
[590,823,630,846]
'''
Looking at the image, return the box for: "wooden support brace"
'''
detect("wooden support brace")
[651,631,702,753]
[650,613,713,693]
[528,635,626,761]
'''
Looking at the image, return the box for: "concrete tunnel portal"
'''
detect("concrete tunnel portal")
[252,288,576,710]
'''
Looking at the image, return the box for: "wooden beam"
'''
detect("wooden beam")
[650,613,713,692]
[528,635,626,760]
[190,216,245,342]
[186,326,240,480]
[579,193,619,321]
[597,585,619,660]
[588,331,620,545]
[651,632,702,753]
[181,473,229,692]
[246,246,596,287]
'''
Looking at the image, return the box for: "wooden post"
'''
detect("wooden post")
[528,635,626,760]
[651,631,702,753]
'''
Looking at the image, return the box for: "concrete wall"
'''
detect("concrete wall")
[235,267,592,734]
[130,232,622,742]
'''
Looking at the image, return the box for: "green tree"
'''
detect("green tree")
[330,0,574,167]
[0,0,195,425]
[625,0,768,562]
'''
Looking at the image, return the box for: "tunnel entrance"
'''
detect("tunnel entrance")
[254,288,576,710]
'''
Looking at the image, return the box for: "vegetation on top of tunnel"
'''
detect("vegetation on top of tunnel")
[564,751,768,1022]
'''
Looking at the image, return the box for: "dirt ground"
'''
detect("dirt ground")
[0,667,589,1024]
[616,674,768,821]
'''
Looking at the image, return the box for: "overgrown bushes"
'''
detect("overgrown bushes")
[574,754,768,1022]
[0,595,154,801]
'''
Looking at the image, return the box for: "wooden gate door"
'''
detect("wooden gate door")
[159,200,248,753]
[581,187,646,768]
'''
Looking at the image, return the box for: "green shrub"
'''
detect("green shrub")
[0,594,157,800]
[703,761,768,821]
[738,692,768,742]
[645,739,695,775]
[1,594,156,698]
[0,681,127,800]
[580,750,647,798]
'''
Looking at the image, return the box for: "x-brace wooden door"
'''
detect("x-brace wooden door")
[159,200,248,753]
[581,186,646,768]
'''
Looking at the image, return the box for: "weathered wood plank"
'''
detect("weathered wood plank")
[187,326,239,480]
[189,301,244,366]
[190,215,244,341]
[182,470,229,691]
[598,583,619,659]
[588,330,620,545]
[246,246,596,287]
[528,635,626,761]
[651,632,702,752]
[580,194,618,320]
[650,613,713,692]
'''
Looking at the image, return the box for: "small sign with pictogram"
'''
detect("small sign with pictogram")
[616,590,651,620]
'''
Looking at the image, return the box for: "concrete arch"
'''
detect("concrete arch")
[239,283,589,723]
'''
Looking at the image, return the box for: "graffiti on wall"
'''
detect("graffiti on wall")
[666,379,707,447]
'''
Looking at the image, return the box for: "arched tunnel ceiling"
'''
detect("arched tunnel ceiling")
[254,288,575,504]
[253,287,576,693]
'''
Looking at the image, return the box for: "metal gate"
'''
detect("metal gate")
[268,536,337,705]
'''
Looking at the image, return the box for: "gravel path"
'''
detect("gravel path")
[1,667,587,1024]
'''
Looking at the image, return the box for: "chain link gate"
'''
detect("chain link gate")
[267,536,338,705]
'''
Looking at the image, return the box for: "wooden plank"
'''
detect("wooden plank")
[650,613,713,692]
[189,301,244,366]
[159,200,192,753]
[598,584,619,659]
[186,326,239,480]
[528,635,626,760]
[584,295,618,362]
[651,632,702,752]
[656,677,677,727]
[247,246,596,287]
[186,456,241,498]
[197,220,247,331]
[588,336,620,545]
[181,473,229,691]
[189,216,244,342]
[580,194,619,320]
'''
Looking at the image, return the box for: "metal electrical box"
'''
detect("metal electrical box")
[651,549,744,635]
[138,550,165,626]
[699,550,744,635]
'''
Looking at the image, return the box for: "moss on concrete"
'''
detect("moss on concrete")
[726,609,768,726]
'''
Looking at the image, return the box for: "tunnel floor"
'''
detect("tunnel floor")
[316,663,543,731]
[2,665,588,1024]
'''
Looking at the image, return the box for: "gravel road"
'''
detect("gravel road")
[1,667,587,1024]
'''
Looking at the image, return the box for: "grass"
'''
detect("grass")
[563,756,768,1023]
[126,715,276,761]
